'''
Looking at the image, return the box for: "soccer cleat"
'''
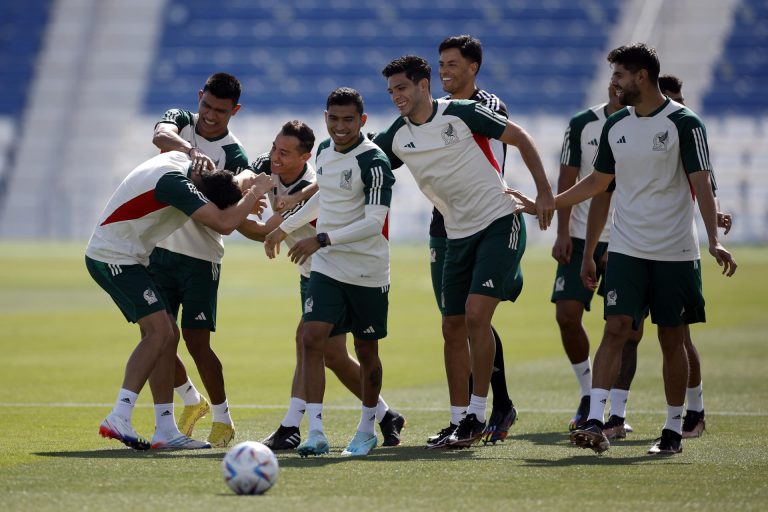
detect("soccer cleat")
[624,422,634,433]
[648,429,683,455]
[151,434,211,450]
[681,410,705,439]
[99,413,151,450]
[262,424,302,451]
[570,419,610,454]
[207,422,235,448]
[602,415,627,440]
[341,431,378,456]
[425,423,457,449]
[445,413,486,449]
[379,409,406,447]
[177,396,210,437]
[296,430,330,457]
[482,405,518,444]
[568,395,590,431]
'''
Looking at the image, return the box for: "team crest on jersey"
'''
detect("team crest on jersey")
[652,131,669,151]
[143,289,158,305]
[606,289,617,307]
[555,276,565,292]
[304,296,313,314]
[441,123,460,146]
[340,168,353,190]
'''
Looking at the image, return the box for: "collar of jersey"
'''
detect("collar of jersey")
[632,97,670,118]
[279,163,310,187]
[408,100,439,126]
[193,125,230,142]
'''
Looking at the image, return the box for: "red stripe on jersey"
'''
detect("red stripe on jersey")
[382,213,389,240]
[472,134,501,174]
[101,190,168,226]
[685,173,695,200]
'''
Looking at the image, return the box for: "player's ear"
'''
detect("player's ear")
[360,113,368,126]
[198,90,204,101]
[231,104,241,116]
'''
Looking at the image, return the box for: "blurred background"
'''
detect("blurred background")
[0,0,765,244]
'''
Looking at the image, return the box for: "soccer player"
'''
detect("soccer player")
[86,150,271,450]
[239,120,405,450]
[264,88,395,457]
[149,72,250,447]
[553,82,643,437]
[376,55,554,449]
[515,43,736,455]
[432,35,518,445]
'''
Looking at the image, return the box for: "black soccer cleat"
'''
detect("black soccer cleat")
[482,405,518,444]
[444,413,487,449]
[425,423,457,449]
[682,409,705,439]
[570,419,610,454]
[261,424,301,451]
[602,414,627,440]
[569,395,591,431]
[379,409,407,447]
[648,429,683,455]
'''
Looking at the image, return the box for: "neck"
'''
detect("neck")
[409,96,435,124]
[449,84,477,101]
[632,89,666,117]
[279,166,304,185]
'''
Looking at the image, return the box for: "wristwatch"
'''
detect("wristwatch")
[316,232,330,247]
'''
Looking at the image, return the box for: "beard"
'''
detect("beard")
[619,85,641,106]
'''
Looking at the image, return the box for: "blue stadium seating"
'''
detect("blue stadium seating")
[703,0,768,115]
[0,1,53,116]
[145,0,619,115]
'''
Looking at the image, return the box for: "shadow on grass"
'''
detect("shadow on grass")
[512,431,655,448]
[34,449,226,460]
[522,453,693,466]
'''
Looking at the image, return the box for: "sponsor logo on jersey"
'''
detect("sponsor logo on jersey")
[617,136,627,144]
[340,168,353,190]
[555,276,565,292]
[143,289,158,305]
[403,141,416,148]
[317,166,323,175]
[304,296,313,314]
[430,247,437,263]
[606,289,617,306]
[441,123,460,146]
[652,131,669,151]
[588,138,599,146]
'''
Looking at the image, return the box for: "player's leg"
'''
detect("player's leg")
[682,325,706,438]
[483,325,517,444]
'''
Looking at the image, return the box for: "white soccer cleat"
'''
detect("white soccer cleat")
[99,413,151,450]
[151,434,212,450]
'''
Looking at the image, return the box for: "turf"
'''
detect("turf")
[1,242,766,511]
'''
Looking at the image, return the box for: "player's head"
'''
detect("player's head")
[196,72,242,139]
[659,74,684,104]
[325,87,367,151]
[270,120,315,179]
[382,55,432,118]
[192,168,243,210]
[607,43,660,106]
[438,35,482,97]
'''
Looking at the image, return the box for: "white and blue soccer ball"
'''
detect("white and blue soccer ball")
[222,441,279,495]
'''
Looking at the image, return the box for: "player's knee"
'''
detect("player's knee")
[555,303,584,331]
[603,316,633,344]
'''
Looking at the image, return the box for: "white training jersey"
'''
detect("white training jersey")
[250,153,317,278]
[559,103,613,242]
[374,99,514,239]
[85,152,209,266]
[594,99,713,261]
[154,109,249,263]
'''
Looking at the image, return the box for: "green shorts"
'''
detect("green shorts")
[299,274,349,337]
[85,255,169,323]
[603,252,705,329]
[148,248,221,331]
[551,237,609,311]
[442,213,526,317]
[429,236,447,314]
[303,271,388,340]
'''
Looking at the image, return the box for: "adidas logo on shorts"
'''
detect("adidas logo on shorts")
[363,326,376,334]
[482,279,494,289]
[195,312,207,321]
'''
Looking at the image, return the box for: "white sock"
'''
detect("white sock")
[212,400,232,425]
[282,397,306,428]
[357,406,377,435]
[450,405,467,425]
[587,388,609,424]
[466,394,488,423]
[113,389,138,420]
[572,359,592,397]
[609,388,630,418]
[664,405,685,435]
[307,403,324,433]
[174,378,202,406]
[375,396,389,423]
[154,403,180,439]
[686,382,704,412]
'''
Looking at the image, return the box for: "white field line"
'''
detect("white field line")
[1,402,766,417]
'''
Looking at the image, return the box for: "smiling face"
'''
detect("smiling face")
[386,72,430,121]
[325,103,366,152]
[610,63,643,107]
[439,47,478,98]
[196,90,240,139]
[269,133,310,182]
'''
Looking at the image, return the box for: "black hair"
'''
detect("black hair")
[439,34,483,71]
[381,55,432,85]
[658,74,683,94]
[280,120,315,154]
[196,169,243,209]
[606,43,661,83]
[326,87,365,115]
[202,72,242,105]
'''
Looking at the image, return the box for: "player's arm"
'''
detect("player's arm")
[237,214,284,242]
[580,189,611,291]
[274,182,318,214]
[264,192,321,259]
[690,171,737,276]
[190,175,272,235]
[153,111,214,171]
[553,164,578,264]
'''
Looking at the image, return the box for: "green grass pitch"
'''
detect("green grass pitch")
[1,242,766,511]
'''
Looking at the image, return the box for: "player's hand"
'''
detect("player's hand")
[189,147,215,172]
[233,170,257,193]
[535,189,556,230]
[551,233,572,264]
[505,188,536,215]
[251,196,268,218]
[709,242,737,277]
[264,228,287,259]
[273,194,302,214]
[580,254,598,291]
[287,237,321,265]
[717,211,732,235]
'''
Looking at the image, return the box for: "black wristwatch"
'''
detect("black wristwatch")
[316,232,330,247]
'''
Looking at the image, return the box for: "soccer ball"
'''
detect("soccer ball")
[222,441,279,495]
